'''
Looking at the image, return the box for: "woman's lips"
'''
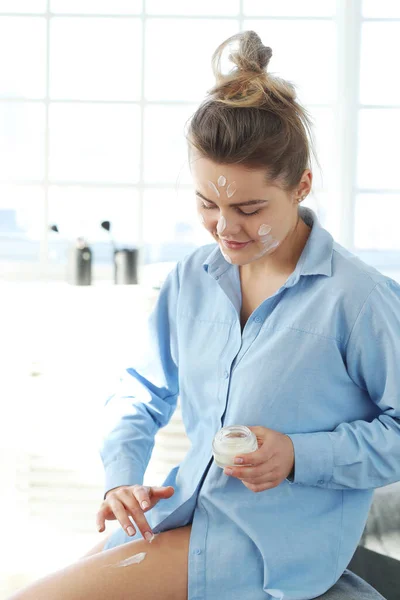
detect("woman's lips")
[221,239,253,250]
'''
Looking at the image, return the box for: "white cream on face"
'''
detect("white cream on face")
[226,182,237,198]
[207,180,220,198]
[258,224,271,236]
[201,175,281,264]
[253,222,280,259]
[222,251,232,263]
[216,215,227,235]
[206,175,235,244]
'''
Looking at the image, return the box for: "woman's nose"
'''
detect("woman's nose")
[216,214,241,236]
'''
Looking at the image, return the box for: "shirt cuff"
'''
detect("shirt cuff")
[285,464,295,483]
[285,432,334,486]
[103,459,145,500]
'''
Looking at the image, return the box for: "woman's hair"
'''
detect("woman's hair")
[186,30,320,193]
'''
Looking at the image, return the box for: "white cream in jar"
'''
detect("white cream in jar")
[212,425,258,468]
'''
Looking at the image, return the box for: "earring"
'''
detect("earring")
[298,195,306,203]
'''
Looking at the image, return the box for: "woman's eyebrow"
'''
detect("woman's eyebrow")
[195,190,268,207]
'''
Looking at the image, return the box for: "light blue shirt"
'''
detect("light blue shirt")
[100,207,400,600]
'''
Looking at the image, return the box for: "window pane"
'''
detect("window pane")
[48,186,140,250]
[363,0,400,18]
[305,190,341,241]
[0,185,44,270]
[145,19,238,101]
[244,0,335,17]
[143,187,210,262]
[50,18,142,100]
[0,17,46,99]
[49,104,141,183]
[0,0,46,12]
[357,109,399,190]
[308,107,336,191]
[51,0,142,13]
[0,185,44,238]
[360,23,400,105]
[355,194,400,250]
[244,20,336,105]
[144,104,196,185]
[146,0,239,15]
[0,103,45,181]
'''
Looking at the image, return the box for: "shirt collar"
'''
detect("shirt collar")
[202,207,333,281]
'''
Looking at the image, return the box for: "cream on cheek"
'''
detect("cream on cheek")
[253,222,280,260]
[199,208,279,264]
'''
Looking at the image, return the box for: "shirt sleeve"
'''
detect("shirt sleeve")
[99,263,181,499]
[286,278,400,490]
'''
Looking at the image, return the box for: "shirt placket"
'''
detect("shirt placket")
[187,494,209,600]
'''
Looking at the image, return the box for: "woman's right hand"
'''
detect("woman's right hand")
[96,484,175,542]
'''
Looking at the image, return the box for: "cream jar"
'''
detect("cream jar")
[212,425,258,468]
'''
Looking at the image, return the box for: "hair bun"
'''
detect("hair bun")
[209,30,298,109]
[228,30,272,74]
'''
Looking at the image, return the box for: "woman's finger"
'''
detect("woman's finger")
[119,489,155,542]
[96,506,106,532]
[108,496,137,537]
[224,464,264,480]
[132,484,152,510]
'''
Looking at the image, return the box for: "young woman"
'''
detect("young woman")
[10,30,398,600]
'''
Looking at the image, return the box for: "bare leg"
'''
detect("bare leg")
[7,524,192,600]
[80,532,114,559]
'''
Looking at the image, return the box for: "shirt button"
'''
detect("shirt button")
[318,480,324,484]
[254,316,262,323]
[215,275,220,280]
[224,370,229,379]
[194,548,201,555]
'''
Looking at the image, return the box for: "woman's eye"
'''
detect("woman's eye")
[201,202,260,217]
[240,209,261,216]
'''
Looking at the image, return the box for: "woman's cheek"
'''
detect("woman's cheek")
[199,210,218,235]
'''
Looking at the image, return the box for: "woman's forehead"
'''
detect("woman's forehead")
[191,156,272,191]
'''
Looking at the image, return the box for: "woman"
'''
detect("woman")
[10,31,398,600]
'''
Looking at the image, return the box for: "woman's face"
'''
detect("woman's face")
[191,155,311,267]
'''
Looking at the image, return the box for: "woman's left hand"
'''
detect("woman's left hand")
[223,426,295,492]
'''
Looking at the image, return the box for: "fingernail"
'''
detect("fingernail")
[144,531,155,543]
[127,526,135,536]
[234,458,244,464]
[225,467,233,475]
[141,500,149,510]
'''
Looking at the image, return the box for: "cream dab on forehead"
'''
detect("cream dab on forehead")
[207,181,220,198]
[226,182,237,198]
[207,175,237,199]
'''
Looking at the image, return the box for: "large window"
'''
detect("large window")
[0,0,398,280]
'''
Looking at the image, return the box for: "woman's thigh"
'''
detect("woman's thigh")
[316,569,386,600]
[8,525,192,600]
[80,532,114,558]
